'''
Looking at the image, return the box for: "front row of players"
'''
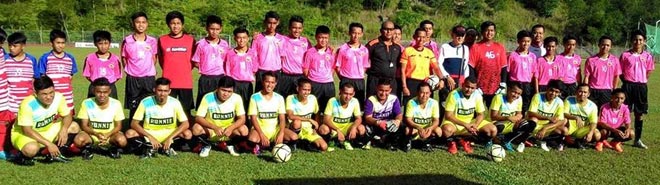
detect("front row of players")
[10,73,634,165]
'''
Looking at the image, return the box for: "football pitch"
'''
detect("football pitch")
[1,45,659,184]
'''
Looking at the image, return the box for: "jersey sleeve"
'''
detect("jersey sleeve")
[37,54,48,78]
[468,46,478,68]
[528,94,540,112]
[475,96,485,113]
[132,102,146,121]
[444,94,456,112]
[563,99,571,115]
[588,105,598,124]
[77,102,89,120]
[623,106,631,125]
[277,97,286,114]
[196,96,209,117]
[302,51,311,70]
[432,101,440,118]
[174,101,188,122]
[363,49,371,68]
[57,94,70,117]
[646,54,655,71]
[247,96,257,116]
[69,53,78,75]
[400,48,409,64]
[114,102,126,121]
[489,94,502,111]
[614,57,622,76]
[82,57,92,78]
[364,99,374,116]
[392,98,402,116]
[285,96,294,111]
[192,43,202,63]
[323,99,334,116]
[16,103,34,127]
[352,99,361,117]
[555,100,565,120]
[235,96,246,116]
[405,99,414,118]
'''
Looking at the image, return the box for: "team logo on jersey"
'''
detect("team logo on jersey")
[457,108,475,115]
[258,112,278,119]
[149,117,175,125]
[602,66,608,72]
[212,112,235,120]
[325,55,331,61]
[246,57,252,62]
[500,112,513,117]
[485,51,496,59]
[91,121,113,129]
[109,64,114,68]
[144,46,151,51]
[35,114,56,129]
[300,113,313,119]
[170,47,188,52]
[539,110,554,118]
[373,111,392,119]
[301,42,308,48]
[413,117,432,125]
[218,48,225,54]
[333,117,351,124]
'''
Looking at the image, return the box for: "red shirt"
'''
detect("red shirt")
[469,41,507,95]
[158,34,195,89]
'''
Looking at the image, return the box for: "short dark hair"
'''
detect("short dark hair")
[349,22,364,32]
[34,76,55,92]
[297,78,312,87]
[340,82,355,91]
[562,35,578,45]
[377,78,392,87]
[289,15,304,26]
[612,88,625,96]
[507,82,522,91]
[7,32,27,45]
[91,77,112,87]
[413,28,426,38]
[480,21,496,34]
[264,11,280,21]
[516,30,532,40]
[543,36,558,46]
[262,71,278,81]
[464,76,478,84]
[217,76,235,89]
[233,27,249,37]
[93,30,112,43]
[49,29,67,42]
[206,15,223,27]
[0,28,7,43]
[598,36,613,45]
[316,25,330,35]
[630,29,646,41]
[155,77,171,86]
[419,20,434,28]
[547,80,564,92]
[531,24,545,32]
[131,11,148,21]
[466,27,478,37]
[380,20,394,30]
[394,24,402,31]
[166,11,185,24]
[577,83,589,89]
[417,82,431,92]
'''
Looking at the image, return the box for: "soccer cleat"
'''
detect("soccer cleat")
[485,141,493,149]
[576,141,587,150]
[447,141,458,155]
[81,149,94,161]
[140,149,157,159]
[503,142,514,151]
[602,140,613,149]
[612,141,623,153]
[227,145,240,156]
[14,155,35,166]
[164,148,177,157]
[326,147,336,152]
[633,140,648,149]
[0,151,6,160]
[47,155,73,163]
[557,143,565,152]
[343,141,354,150]
[386,143,397,151]
[218,142,229,152]
[595,141,603,152]
[539,141,550,152]
[459,139,473,154]
[252,145,261,155]
[564,136,575,145]
[362,141,372,150]
[403,139,412,152]
[422,143,433,152]
[524,141,534,147]
[109,148,122,159]
[516,143,526,153]
[199,145,211,157]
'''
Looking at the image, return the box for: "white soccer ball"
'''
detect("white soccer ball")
[272,144,292,163]
[425,75,441,91]
[487,144,506,162]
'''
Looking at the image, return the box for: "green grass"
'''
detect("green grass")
[1,45,660,184]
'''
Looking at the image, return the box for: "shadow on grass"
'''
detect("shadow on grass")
[257,155,275,163]
[253,174,483,185]
[465,154,491,161]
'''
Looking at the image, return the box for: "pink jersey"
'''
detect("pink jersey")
[536,56,563,86]
[584,54,621,89]
[302,47,335,83]
[599,103,630,128]
[620,51,654,83]
[507,51,537,82]
[335,43,370,79]
[281,36,311,74]
[225,49,258,82]
[251,33,286,71]
[83,53,122,83]
[121,34,158,77]
[39,51,78,110]
[4,54,38,114]
[558,54,582,84]
[192,39,230,75]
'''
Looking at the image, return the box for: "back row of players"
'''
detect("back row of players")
[0,10,652,165]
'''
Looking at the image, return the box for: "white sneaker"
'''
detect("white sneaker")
[558,144,565,152]
[540,141,550,152]
[227,145,240,156]
[516,143,526,153]
[199,145,211,157]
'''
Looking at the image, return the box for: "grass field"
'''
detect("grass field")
[1,45,659,184]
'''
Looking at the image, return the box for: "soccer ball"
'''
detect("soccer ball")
[425,75,441,91]
[487,144,506,162]
[272,144,292,163]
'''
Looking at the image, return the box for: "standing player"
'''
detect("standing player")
[536,37,562,92]
[73,78,126,160]
[252,11,286,93]
[508,30,537,112]
[619,30,654,149]
[393,25,403,47]
[122,12,158,119]
[5,32,40,115]
[411,20,440,59]
[336,22,370,110]
[83,30,122,99]
[366,21,401,97]
[490,83,536,152]
[563,84,600,150]
[469,21,507,107]
[558,35,581,97]
[401,28,443,105]
[598,89,633,153]
[246,72,298,154]
[583,36,621,108]
[11,76,77,166]
[403,83,441,152]
[303,25,335,114]
[529,24,546,58]
[193,15,230,108]
[125,78,192,158]
[225,28,258,112]
[192,76,247,157]
[0,28,12,159]
[158,11,196,120]
[38,29,78,114]
[464,27,479,48]
[286,78,328,152]
[279,15,312,97]
[364,79,403,151]
[318,83,364,150]
[527,80,567,151]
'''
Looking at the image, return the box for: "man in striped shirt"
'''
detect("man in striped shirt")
[38,29,78,114]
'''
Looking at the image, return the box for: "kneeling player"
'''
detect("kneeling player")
[364,79,403,151]
[563,84,600,150]
[125,78,192,158]
[247,72,298,155]
[192,76,248,157]
[597,89,633,153]
[490,83,536,153]
[441,77,497,154]
[403,83,441,152]
[318,83,365,150]
[286,78,328,152]
[11,76,79,165]
[74,78,127,160]
[527,80,567,151]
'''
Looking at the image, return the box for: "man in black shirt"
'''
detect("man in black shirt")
[366,21,402,98]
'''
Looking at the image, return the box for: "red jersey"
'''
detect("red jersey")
[158,34,195,89]
[469,41,507,95]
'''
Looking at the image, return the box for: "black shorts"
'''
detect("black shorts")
[87,82,118,99]
[255,69,281,93]
[234,80,253,112]
[402,79,424,106]
[311,81,335,114]
[589,89,612,109]
[196,74,223,107]
[366,75,397,98]
[170,88,194,113]
[562,82,577,98]
[339,77,366,110]
[278,73,303,98]
[124,75,155,109]
[622,81,648,114]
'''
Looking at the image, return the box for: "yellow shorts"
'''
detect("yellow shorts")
[331,123,353,138]
[261,126,281,142]
[495,121,515,135]
[568,120,593,139]
[145,129,176,143]
[298,121,321,142]
[533,120,562,135]
[11,122,62,150]
[412,124,437,140]
[206,127,231,142]
[441,120,492,136]
[90,131,123,145]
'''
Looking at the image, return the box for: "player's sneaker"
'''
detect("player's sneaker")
[252,145,261,155]
[140,149,156,159]
[612,141,623,153]
[539,141,550,152]
[403,139,412,152]
[81,148,94,160]
[422,143,433,152]
[595,141,603,152]
[14,154,35,166]
[524,140,534,147]
[447,141,458,155]
[485,141,493,149]
[164,148,177,157]
[516,143,526,153]
[46,155,73,163]
[199,145,211,157]
[227,145,240,156]
[564,136,575,145]
[503,142,514,151]
[109,148,122,159]
[633,140,648,149]
[343,141,354,150]
[0,151,6,160]
[576,140,587,150]
[362,141,372,150]
[386,143,397,151]
[602,140,613,149]
[459,139,473,154]
[326,146,336,152]
[557,143,565,152]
